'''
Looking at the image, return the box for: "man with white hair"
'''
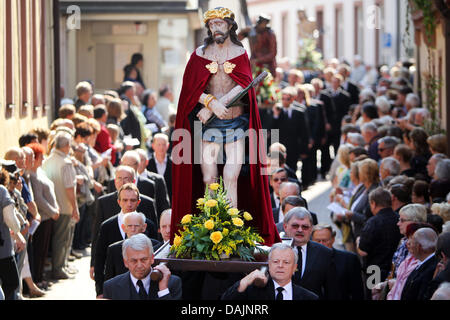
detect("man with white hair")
[93,183,157,298]
[350,55,366,84]
[42,132,79,280]
[427,153,447,179]
[380,157,401,183]
[120,150,157,206]
[347,132,366,148]
[221,242,318,300]
[361,122,381,161]
[375,96,394,125]
[405,93,421,111]
[103,233,182,300]
[104,211,161,282]
[283,207,339,299]
[401,227,439,300]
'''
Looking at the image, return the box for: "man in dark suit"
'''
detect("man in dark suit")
[401,227,439,300]
[311,78,336,177]
[103,233,182,300]
[269,168,288,210]
[93,183,157,298]
[357,188,402,284]
[338,64,360,105]
[146,134,173,201]
[283,207,339,300]
[136,148,171,219]
[120,150,157,200]
[312,224,364,300]
[104,211,161,282]
[91,166,158,261]
[327,74,351,153]
[271,87,310,174]
[221,243,318,300]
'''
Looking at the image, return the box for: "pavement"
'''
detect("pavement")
[24,178,334,300]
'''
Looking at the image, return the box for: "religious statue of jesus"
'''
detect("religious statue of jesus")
[170,7,280,246]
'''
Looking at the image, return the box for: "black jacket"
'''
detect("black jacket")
[140,169,171,219]
[103,271,182,300]
[331,248,364,300]
[271,104,310,168]
[104,238,162,282]
[147,153,173,202]
[91,191,158,265]
[401,254,439,300]
[292,241,340,300]
[93,214,157,296]
[221,276,318,300]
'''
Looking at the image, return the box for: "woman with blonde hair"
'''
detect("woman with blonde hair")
[344,158,380,245]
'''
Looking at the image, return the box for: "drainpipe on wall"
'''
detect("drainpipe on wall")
[53,0,61,117]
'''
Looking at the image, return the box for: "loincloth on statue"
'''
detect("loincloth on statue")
[202,105,249,144]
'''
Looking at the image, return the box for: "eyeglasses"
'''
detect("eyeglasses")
[273,177,288,183]
[398,218,411,223]
[289,224,312,231]
[125,224,142,229]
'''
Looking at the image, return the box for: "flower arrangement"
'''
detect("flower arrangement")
[297,38,324,71]
[170,178,265,261]
[253,65,280,107]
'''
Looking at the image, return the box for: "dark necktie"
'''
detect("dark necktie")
[298,247,303,279]
[137,280,148,300]
[276,287,284,300]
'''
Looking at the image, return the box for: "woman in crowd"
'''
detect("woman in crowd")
[344,158,380,245]
[27,143,60,293]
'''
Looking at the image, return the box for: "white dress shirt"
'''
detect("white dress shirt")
[415,253,435,270]
[294,244,307,277]
[117,211,127,240]
[155,156,167,176]
[273,280,293,300]
[129,270,170,298]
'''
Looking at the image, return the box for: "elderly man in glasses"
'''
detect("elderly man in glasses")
[283,207,339,300]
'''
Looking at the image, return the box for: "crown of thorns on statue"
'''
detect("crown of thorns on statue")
[203,7,235,24]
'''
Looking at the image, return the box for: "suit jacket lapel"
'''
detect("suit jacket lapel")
[149,280,160,300]
[302,242,317,280]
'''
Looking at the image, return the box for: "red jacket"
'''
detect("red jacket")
[94,124,116,165]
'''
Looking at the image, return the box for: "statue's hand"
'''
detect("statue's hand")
[210,99,230,120]
[197,108,213,124]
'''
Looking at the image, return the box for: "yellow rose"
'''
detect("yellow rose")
[243,212,253,221]
[210,231,223,244]
[204,219,215,230]
[232,217,244,227]
[181,214,192,224]
[222,228,229,236]
[209,183,220,191]
[173,235,182,247]
[197,198,206,206]
[227,208,239,216]
[205,199,218,208]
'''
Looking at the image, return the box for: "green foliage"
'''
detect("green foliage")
[170,178,266,261]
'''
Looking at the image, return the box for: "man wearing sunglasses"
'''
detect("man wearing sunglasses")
[283,207,339,299]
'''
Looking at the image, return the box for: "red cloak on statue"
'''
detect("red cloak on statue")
[170,50,280,246]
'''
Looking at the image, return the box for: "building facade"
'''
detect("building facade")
[245,0,414,68]
[0,0,56,156]
[59,0,203,106]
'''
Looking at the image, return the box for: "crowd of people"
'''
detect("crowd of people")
[262,54,450,300]
[0,53,175,299]
[1,48,450,301]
